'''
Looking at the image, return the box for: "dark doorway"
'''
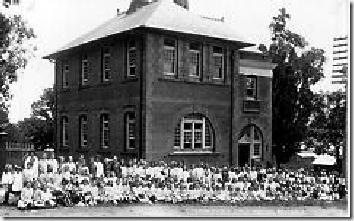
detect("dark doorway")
[238,143,250,167]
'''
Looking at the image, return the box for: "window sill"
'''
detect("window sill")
[76,148,89,153]
[164,73,176,76]
[162,74,178,81]
[122,77,138,83]
[78,85,92,90]
[245,97,260,101]
[96,148,111,153]
[187,76,201,82]
[101,80,112,85]
[158,78,229,87]
[211,78,226,84]
[243,100,261,113]
[121,151,138,155]
[59,146,70,151]
[169,151,221,156]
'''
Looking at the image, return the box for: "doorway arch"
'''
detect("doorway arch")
[237,125,263,167]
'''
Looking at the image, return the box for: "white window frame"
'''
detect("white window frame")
[238,126,262,159]
[63,64,69,89]
[125,112,136,150]
[102,49,111,82]
[189,44,201,77]
[62,116,68,147]
[175,116,211,150]
[81,56,89,85]
[212,46,224,80]
[163,39,177,76]
[245,76,257,101]
[253,128,262,158]
[80,115,88,148]
[127,40,137,78]
[101,114,109,149]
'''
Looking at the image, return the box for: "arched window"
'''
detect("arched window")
[174,114,213,151]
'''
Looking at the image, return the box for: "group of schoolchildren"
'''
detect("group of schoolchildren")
[0,152,348,210]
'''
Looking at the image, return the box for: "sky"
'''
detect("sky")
[4,0,350,123]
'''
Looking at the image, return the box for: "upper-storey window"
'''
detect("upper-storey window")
[163,38,177,76]
[102,48,111,82]
[127,40,137,77]
[81,55,89,86]
[212,46,224,80]
[246,76,257,100]
[189,43,201,78]
[62,64,69,89]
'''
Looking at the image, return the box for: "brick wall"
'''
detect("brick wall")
[55,34,144,159]
[232,53,273,166]
[54,29,273,166]
[144,32,234,166]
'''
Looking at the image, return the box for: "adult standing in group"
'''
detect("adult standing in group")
[38,152,48,176]
[94,156,104,179]
[24,152,38,178]
[46,150,58,175]
[10,166,23,205]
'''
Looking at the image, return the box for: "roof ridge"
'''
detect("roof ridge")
[201,15,225,23]
[143,0,170,26]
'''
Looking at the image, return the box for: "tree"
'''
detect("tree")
[17,88,54,150]
[259,8,325,164]
[307,91,346,174]
[0,9,36,123]
[31,88,54,121]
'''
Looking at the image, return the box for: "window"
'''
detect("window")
[246,76,257,100]
[61,116,68,147]
[253,143,260,156]
[102,49,111,82]
[163,38,177,75]
[212,46,224,79]
[4,0,19,5]
[238,125,262,159]
[127,40,137,77]
[81,55,89,85]
[100,114,109,149]
[62,64,69,89]
[125,112,136,149]
[189,43,201,77]
[79,115,88,148]
[174,114,213,150]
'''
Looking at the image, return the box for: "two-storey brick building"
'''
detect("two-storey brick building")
[45,0,274,167]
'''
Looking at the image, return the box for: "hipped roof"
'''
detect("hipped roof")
[44,0,254,59]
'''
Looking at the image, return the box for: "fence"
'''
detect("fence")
[0,141,35,171]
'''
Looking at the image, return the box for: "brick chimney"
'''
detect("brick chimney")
[127,0,189,14]
[174,0,189,10]
[127,0,155,14]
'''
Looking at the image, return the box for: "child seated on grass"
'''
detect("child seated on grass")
[17,182,33,210]
[32,183,45,209]
[42,185,56,209]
